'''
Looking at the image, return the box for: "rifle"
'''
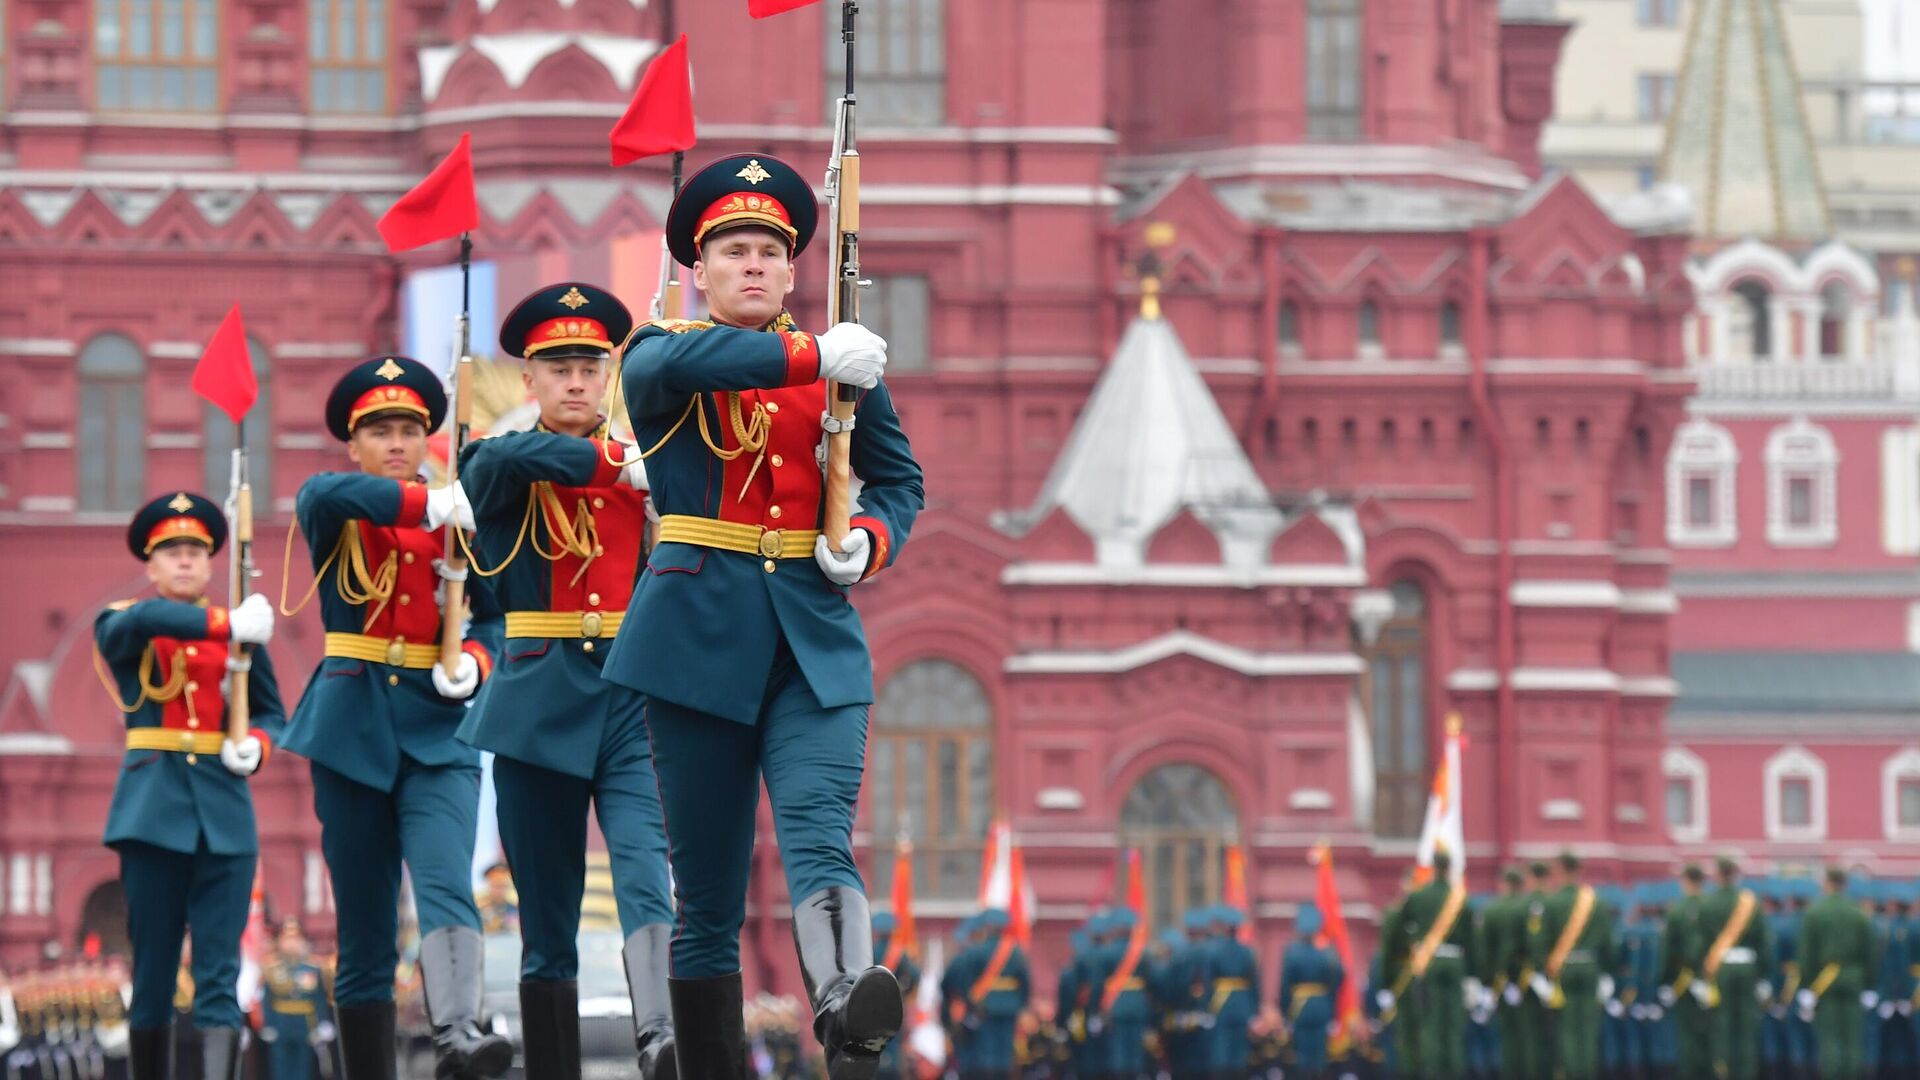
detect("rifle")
[224,430,255,742]
[821,0,865,549]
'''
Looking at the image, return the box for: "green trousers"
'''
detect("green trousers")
[1498,992,1541,1079]
[1710,963,1760,1080]
[1814,988,1863,1080]
[1412,956,1467,1080]
[1555,960,1602,1080]
[1675,992,1712,1078]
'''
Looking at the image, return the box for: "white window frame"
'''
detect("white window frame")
[1764,745,1828,842]
[1765,418,1838,547]
[1883,747,1920,843]
[1667,419,1738,547]
[1662,746,1709,844]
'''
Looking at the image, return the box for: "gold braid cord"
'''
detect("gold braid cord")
[278,522,396,633]
[93,642,188,714]
[452,482,599,585]
[615,313,792,466]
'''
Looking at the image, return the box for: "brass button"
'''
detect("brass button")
[772,454,784,467]
[765,402,779,413]
[388,674,400,686]
[185,753,197,765]
[763,559,777,573]
[399,593,412,605]
[404,552,416,565]
[593,497,605,509]
[186,681,199,693]
[186,646,198,657]
[593,545,605,557]
[582,611,605,638]
[582,640,596,653]
[758,531,783,558]
[187,719,199,729]
[587,592,601,606]
[769,505,783,519]
[179,732,195,751]
[386,639,407,666]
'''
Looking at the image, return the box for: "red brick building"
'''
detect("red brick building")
[0,0,1732,992]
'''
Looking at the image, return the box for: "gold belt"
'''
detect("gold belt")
[126,729,224,755]
[656,515,819,558]
[505,611,625,639]
[324,632,439,669]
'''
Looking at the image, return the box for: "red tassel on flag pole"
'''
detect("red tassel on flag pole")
[1224,845,1253,942]
[377,132,479,252]
[611,34,697,166]
[192,304,257,423]
[1124,848,1145,921]
[1312,845,1364,1051]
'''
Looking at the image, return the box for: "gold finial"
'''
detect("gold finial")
[558,286,589,310]
[1140,275,1163,321]
[1144,221,1177,249]
[167,493,194,513]
[374,357,405,381]
[737,159,772,186]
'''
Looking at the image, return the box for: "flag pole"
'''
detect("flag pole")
[822,0,864,550]
[439,233,475,674]
[225,419,254,742]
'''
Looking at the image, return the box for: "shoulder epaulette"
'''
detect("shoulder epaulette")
[107,599,137,612]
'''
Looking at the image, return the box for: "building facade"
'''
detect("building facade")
[0,0,1798,996]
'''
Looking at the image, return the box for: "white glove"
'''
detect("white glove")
[432,557,467,611]
[617,445,649,491]
[1598,975,1615,1001]
[431,652,480,700]
[1463,978,1485,1004]
[1531,974,1556,1003]
[1605,999,1624,1018]
[1647,1005,1665,1021]
[1756,980,1772,1004]
[1502,983,1523,1007]
[1879,1000,1897,1019]
[1898,999,1913,1016]
[1862,990,1880,1010]
[314,1021,336,1045]
[219,735,263,777]
[1657,985,1677,1007]
[1630,1004,1648,1020]
[229,593,275,646]
[1374,990,1394,1012]
[816,322,888,388]
[1796,989,1816,1012]
[813,529,873,586]
[1690,980,1714,1006]
[424,483,475,532]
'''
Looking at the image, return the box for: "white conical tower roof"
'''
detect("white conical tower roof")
[1015,299,1281,569]
[1660,0,1829,240]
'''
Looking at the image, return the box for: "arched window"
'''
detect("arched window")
[76,880,129,958]
[1729,280,1774,361]
[94,1,220,111]
[1364,580,1428,838]
[1119,763,1238,931]
[1764,745,1827,841]
[1765,418,1838,547]
[78,334,147,512]
[1662,746,1709,845]
[1819,282,1850,360]
[1666,419,1739,547]
[1305,0,1364,140]
[204,339,273,506]
[1357,299,1382,356]
[1278,300,1302,353]
[1881,747,1920,843]
[1439,300,1462,349]
[867,659,993,899]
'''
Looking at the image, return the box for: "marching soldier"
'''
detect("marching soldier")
[262,922,331,1080]
[456,283,676,1080]
[1872,884,1915,1077]
[1629,883,1673,1080]
[1374,870,1420,1077]
[282,355,510,1080]
[1659,864,1709,1080]
[474,864,517,936]
[1798,867,1874,1080]
[1699,856,1771,1080]
[603,152,924,1079]
[1386,851,1473,1080]
[1478,867,1532,1080]
[1278,903,1342,1080]
[869,912,918,1080]
[1087,908,1151,1078]
[1760,883,1804,1080]
[1145,924,1198,1080]
[1058,922,1098,1080]
[1531,852,1610,1080]
[96,491,282,1080]
[1205,906,1258,1079]
[941,911,1029,1080]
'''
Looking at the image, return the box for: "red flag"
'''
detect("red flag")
[886,839,916,968]
[378,132,478,252]
[612,35,697,166]
[1312,846,1364,1047]
[1224,845,1253,943]
[1009,847,1034,948]
[1124,848,1145,919]
[749,0,822,17]
[193,305,257,423]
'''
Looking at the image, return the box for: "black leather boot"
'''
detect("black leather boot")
[624,924,678,1080]
[419,927,514,1079]
[335,1002,397,1080]
[791,887,904,1080]
[128,1027,172,1080]
[518,980,580,1080]
[198,1027,243,1080]
[667,974,747,1080]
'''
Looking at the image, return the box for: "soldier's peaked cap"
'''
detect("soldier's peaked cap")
[667,153,819,268]
[127,491,226,559]
[325,355,446,442]
[500,282,633,362]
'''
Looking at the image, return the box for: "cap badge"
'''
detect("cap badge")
[559,286,590,310]
[168,493,194,513]
[374,357,405,381]
[737,159,772,186]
